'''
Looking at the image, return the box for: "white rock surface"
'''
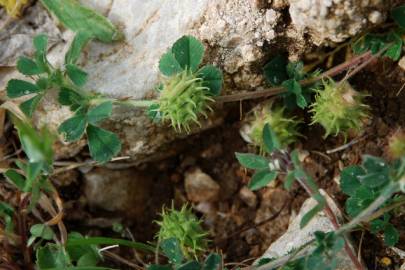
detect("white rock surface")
[289,0,389,45]
[258,191,360,270]
[0,0,390,161]
[0,2,61,66]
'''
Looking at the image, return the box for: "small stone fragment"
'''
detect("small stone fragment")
[399,56,405,72]
[239,186,257,208]
[184,168,220,202]
[256,190,363,270]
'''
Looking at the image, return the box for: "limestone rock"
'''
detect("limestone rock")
[289,0,390,45]
[258,190,361,270]
[184,168,220,202]
[0,2,61,66]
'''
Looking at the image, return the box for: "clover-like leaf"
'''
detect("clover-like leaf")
[198,65,223,96]
[171,35,204,72]
[65,31,92,65]
[263,54,288,85]
[58,87,84,111]
[159,52,183,76]
[58,114,87,142]
[7,79,41,98]
[282,79,307,109]
[392,5,405,28]
[36,244,70,269]
[20,95,43,117]
[17,56,42,75]
[202,253,221,270]
[340,165,364,196]
[40,0,123,42]
[235,153,269,170]
[87,101,112,124]
[161,238,184,267]
[66,64,88,86]
[248,169,277,191]
[86,124,121,163]
[263,123,280,153]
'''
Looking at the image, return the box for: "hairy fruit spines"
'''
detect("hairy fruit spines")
[310,80,369,140]
[242,103,301,151]
[156,204,208,259]
[153,69,214,133]
[387,129,405,160]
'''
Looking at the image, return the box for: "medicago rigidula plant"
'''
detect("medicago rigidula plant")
[7,33,222,163]
[148,35,223,133]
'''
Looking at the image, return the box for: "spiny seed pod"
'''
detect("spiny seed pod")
[310,80,369,140]
[155,204,208,259]
[240,103,301,150]
[387,129,405,159]
[154,69,214,133]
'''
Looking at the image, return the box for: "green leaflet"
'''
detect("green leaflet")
[40,0,123,42]
[248,169,277,191]
[197,65,223,96]
[86,124,121,163]
[235,153,269,170]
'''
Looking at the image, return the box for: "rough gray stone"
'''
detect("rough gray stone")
[84,167,153,218]
[289,0,390,45]
[0,2,61,66]
[258,190,362,270]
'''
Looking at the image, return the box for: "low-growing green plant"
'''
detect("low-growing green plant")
[148,238,221,270]
[309,79,369,139]
[7,33,223,163]
[236,124,405,270]
[263,55,322,109]
[155,204,208,259]
[148,36,223,132]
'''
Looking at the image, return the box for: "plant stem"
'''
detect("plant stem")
[295,176,365,270]
[337,182,400,235]
[90,97,156,108]
[214,51,373,103]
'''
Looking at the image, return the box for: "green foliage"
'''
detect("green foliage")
[11,116,54,170]
[310,79,369,140]
[352,9,405,61]
[263,55,317,109]
[7,33,121,163]
[28,223,55,246]
[156,205,208,259]
[247,104,301,151]
[149,238,221,270]
[35,233,105,269]
[340,155,404,247]
[352,31,404,61]
[392,5,405,28]
[236,128,326,228]
[39,0,123,42]
[370,213,399,247]
[0,202,14,233]
[151,36,223,132]
[341,155,391,217]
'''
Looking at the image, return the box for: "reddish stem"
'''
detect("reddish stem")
[215,51,373,103]
[296,177,365,270]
